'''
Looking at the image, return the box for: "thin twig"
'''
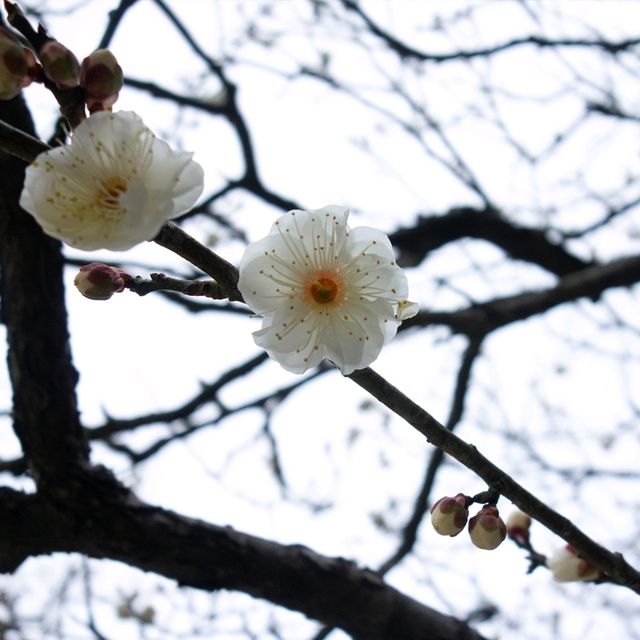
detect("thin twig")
[127,273,228,300]
[152,222,242,301]
[348,367,640,594]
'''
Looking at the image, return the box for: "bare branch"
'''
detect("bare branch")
[348,367,640,593]
[341,0,640,62]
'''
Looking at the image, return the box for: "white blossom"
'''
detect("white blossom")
[238,205,417,375]
[546,545,600,582]
[19,111,204,251]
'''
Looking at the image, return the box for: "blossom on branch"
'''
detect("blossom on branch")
[19,111,204,251]
[546,545,601,582]
[238,205,417,375]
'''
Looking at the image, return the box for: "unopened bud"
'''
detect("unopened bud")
[79,49,123,105]
[40,40,79,89]
[546,545,601,583]
[506,509,531,545]
[468,505,507,550]
[0,27,30,99]
[430,493,469,537]
[74,262,129,300]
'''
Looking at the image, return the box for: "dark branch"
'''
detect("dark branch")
[390,207,591,275]
[341,1,640,62]
[153,222,242,301]
[0,97,87,487]
[408,253,640,335]
[0,484,488,640]
[97,0,140,49]
[348,367,640,593]
[378,336,484,575]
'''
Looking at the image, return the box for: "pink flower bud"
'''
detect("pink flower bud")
[39,40,79,89]
[546,545,601,583]
[506,510,531,545]
[0,27,30,99]
[79,49,123,103]
[430,493,469,537]
[468,505,507,550]
[74,262,129,300]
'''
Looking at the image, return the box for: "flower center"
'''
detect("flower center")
[98,176,128,211]
[309,276,338,304]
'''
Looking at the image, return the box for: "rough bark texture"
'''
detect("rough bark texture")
[0,96,87,488]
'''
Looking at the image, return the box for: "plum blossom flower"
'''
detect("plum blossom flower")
[546,545,601,582]
[238,205,417,375]
[19,111,203,251]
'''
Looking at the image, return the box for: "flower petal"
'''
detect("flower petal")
[19,111,203,251]
[238,206,413,374]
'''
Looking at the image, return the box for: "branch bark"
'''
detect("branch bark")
[0,96,87,488]
[0,484,487,640]
[390,207,591,276]
[348,368,640,594]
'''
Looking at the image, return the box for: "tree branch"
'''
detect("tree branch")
[0,483,488,640]
[408,253,640,335]
[390,207,591,275]
[0,97,87,488]
[348,367,640,593]
[340,1,640,62]
[0,117,49,163]
[152,222,242,301]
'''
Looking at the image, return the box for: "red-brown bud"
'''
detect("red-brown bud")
[40,40,79,89]
[430,494,469,537]
[506,510,532,545]
[79,49,123,109]
[74,262,130,300]
[468,505,507,550]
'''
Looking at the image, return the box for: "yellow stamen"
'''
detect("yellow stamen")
[310,276,338,303]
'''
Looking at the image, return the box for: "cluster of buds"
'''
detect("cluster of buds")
[74,263,131,301]
[0,26,36,99]
[40,42,123,111]
[0,20,122,113]
[430,494,507,551]
[433,496,603,584]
